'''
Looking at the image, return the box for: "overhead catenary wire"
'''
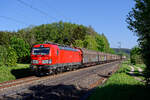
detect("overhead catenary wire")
[0,16,27,25]
[16,0,57,21]
[42,0,72,22]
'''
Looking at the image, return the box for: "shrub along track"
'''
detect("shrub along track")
[0,61,121,100]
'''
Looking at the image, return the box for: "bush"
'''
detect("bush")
[0,45,7,66]
[83,35,98,51]
[130,47,143,65]
[10,36,30,63]
[6,47,18,66]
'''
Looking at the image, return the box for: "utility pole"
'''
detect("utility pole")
[118,42,121,49]
[118,42,122,56]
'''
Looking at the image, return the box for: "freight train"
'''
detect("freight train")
[30,42,121,75]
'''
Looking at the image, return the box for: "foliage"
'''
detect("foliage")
[95,34,110,52]
[130,46,143,65]
[83,35,98,51]
[9,36,30,63]
[17,26,36,47]
[17,21,113,53]
[109,48,115,54]
[5,47,18,66]
[126,0,150,83]
[0,64,30,83]
[0,45,7,66]
[136,64,146,70]
[73,40,84,48]
[0,21,115,65]
[88,62,149,100]
[112,48,131,56]
[0,45,18,66]
[95,34,105,51]
[0,31,14,45]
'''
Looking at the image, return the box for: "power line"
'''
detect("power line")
[42,0,72,22]
[0,16,27,25]
[16,0,57,21]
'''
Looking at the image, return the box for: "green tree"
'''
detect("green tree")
[101,34,110,52]
[86,25,97,36]
[10,36,30,63]
[73,40,84,48]
[130,46,143,65]
[6,47,18,66]
[95,34,111,52]
[0,45,7,66]
[126,0,150,83]
[0,31,13,45]
[17,26,36,47]
[95,34,105,52]
[109,48,115,54]
[83,35,98,51]
[17,21,112,53]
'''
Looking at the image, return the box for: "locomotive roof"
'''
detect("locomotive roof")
[58,46,78,51]
[44,41,80,51]
[33,43,79,52]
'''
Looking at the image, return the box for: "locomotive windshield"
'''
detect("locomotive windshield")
[32,47,50,55]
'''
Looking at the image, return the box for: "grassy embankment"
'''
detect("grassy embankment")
[0,64,32,83]
[88,61,150,100]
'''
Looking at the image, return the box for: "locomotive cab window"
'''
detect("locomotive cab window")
[32,47,50,55]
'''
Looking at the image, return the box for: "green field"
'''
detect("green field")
[88,61,150,100]
[0,64,32,83]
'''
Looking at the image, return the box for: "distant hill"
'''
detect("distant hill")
[112,48,131,55]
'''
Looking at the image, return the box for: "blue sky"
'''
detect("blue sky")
[0,0,138,49]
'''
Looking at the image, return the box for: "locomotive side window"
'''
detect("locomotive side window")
[32,47,50,55]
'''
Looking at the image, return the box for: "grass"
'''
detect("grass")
[0,64,32,83]
[135,64,146,70]
[132,64,146,80]
[88,61,150,100]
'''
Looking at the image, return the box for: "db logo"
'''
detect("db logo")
[39,57,42,60]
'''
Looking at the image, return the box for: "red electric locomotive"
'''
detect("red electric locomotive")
[30,42,82,75]
[30,42,121,75]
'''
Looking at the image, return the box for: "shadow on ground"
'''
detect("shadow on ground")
[4,84,88,100]
[88,84,150,100]
[11,68,34,79]
[3,83,150,100]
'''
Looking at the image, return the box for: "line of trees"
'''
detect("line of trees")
[0,21,114,66]
[126,0,150,84]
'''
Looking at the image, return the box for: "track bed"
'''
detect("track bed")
[0,61,121,100]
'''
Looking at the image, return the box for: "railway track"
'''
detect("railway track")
[0,76,38,89]
[0,61,121,100]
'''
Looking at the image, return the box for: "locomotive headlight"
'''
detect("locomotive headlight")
[42,59,52,64]
[48,59,52,64]
[32,60,38,64]
[42,60,48,64]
